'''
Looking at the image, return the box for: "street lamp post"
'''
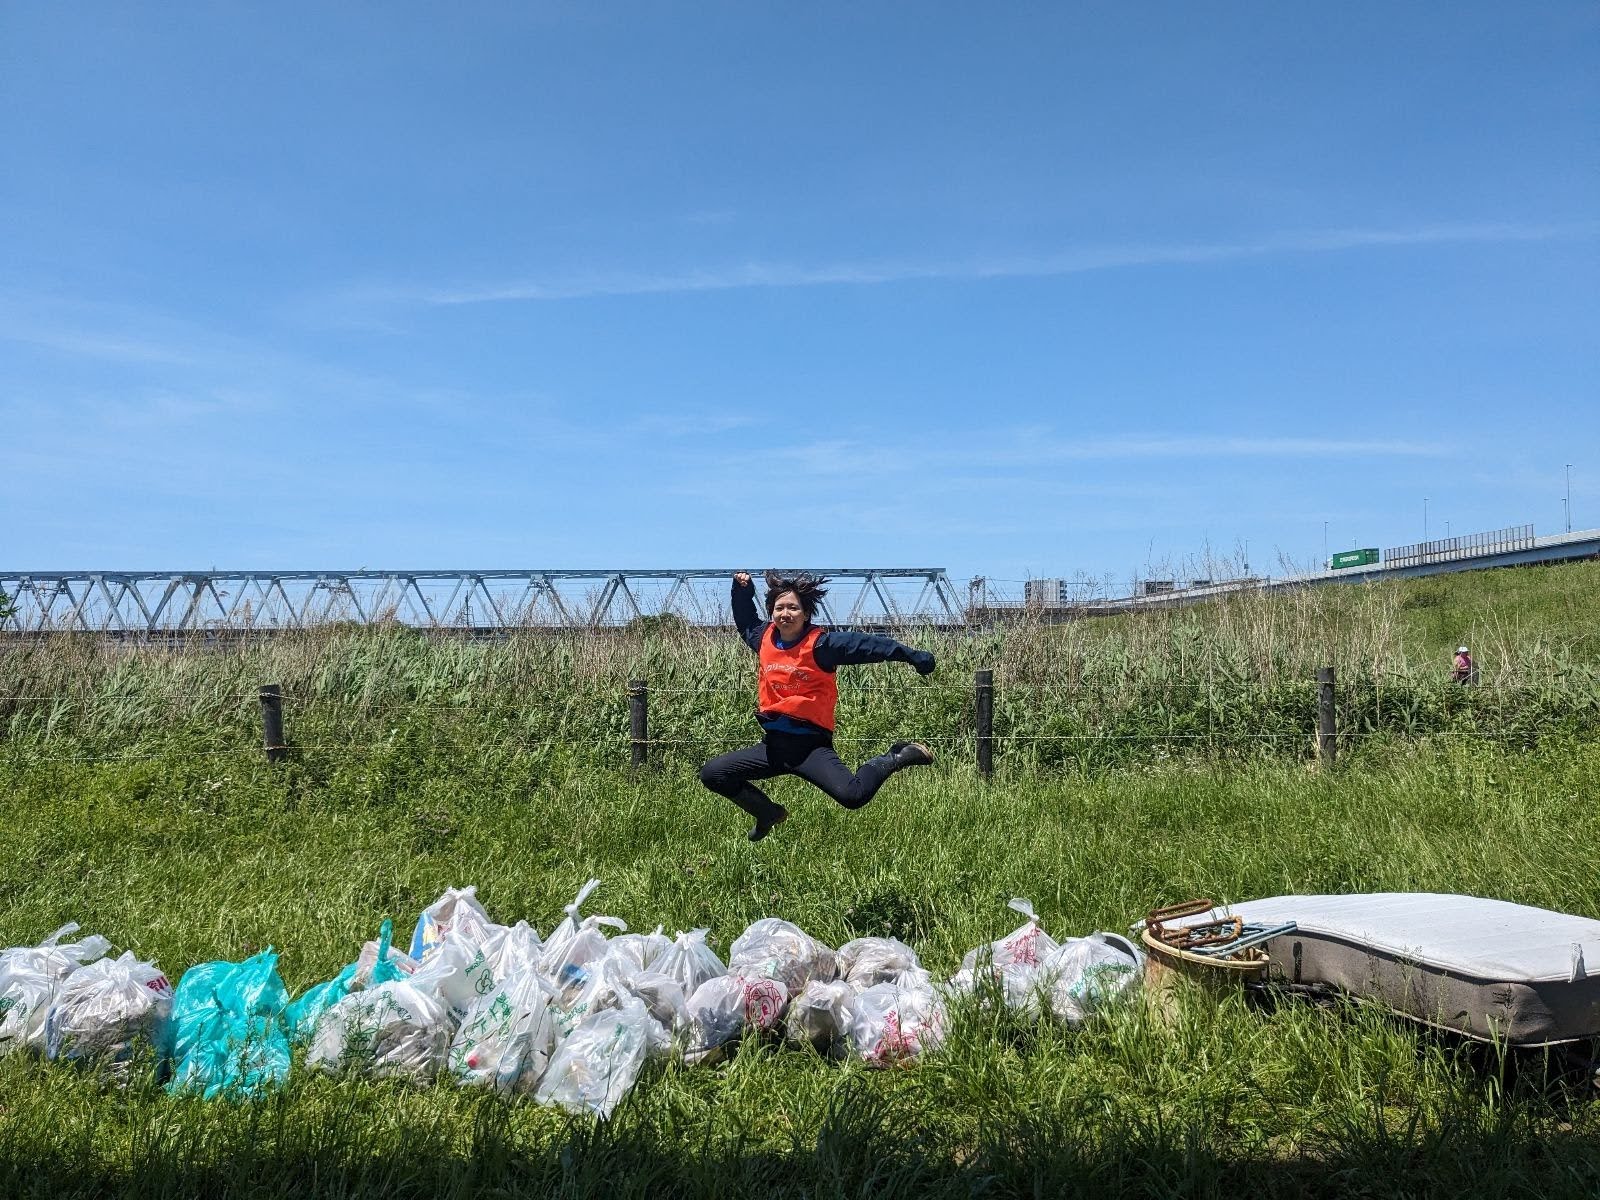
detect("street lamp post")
[1424,497,1429,542]
[1566,464,1573,533]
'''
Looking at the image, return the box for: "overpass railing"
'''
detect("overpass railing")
[1384,524,1534,570]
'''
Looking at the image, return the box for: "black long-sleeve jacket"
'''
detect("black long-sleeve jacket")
[732,578,933,734]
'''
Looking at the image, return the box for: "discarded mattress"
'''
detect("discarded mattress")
[1183,893,1600,1047]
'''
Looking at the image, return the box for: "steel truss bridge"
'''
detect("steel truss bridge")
[0,568,965,634]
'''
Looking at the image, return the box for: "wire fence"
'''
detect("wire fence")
[5,673,1597,708]
[1,731,1569,769]
[3,664,1594,770]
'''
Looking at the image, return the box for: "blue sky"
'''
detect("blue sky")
[4,3,1596,591]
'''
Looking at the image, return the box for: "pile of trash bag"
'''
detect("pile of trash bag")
[0,884,1143,1117]
[0,923,112,1055]
[949,898,1146,1024]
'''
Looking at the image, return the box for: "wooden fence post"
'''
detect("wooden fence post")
[628,679,649,769]
[976,668,994,778]
[1316,666,1336,767]
[259,684,287,763]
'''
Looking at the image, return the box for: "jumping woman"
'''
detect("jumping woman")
[699,570,938,841]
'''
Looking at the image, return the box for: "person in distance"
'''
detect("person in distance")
[699,570,937,842]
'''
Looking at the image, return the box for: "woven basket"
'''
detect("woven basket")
[1140,926,1269,1013]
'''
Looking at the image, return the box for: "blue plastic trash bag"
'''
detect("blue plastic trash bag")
[284,962,358,1045]
[284,919,411,1045]
[355,919,419,989]
[169,1012,291,1100]
[167,948,290,1099]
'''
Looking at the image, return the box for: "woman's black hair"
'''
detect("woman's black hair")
[764,571,829,620]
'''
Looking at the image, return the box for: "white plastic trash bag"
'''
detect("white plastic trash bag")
[1043,934,1145,1026]
[408,929,498,1024]
[0,965,59,1057]
[0,923,112,1055]
[534,996,670,1119]
[655,929,726,997]
[551,953,624,1040]
[836,937,920,991]
[624,970,690,1034]
[551,948,686,1044]
[306,980,452,1083]
[848,981,945,1067]
[44,950,174,1080]
[684,974,788,1064]
[607,926,669,974]
[959,898,1060,975]
[784,979,854,1053]
[409,885,495,963]
[0,923,111,981]
[945,962,1045,1015]
[546,921,621,1005]
[449,968,558,1093]
[540,879,627,990]
[728,919,836,993]
[888,965,936,994]
[488,920,544,981]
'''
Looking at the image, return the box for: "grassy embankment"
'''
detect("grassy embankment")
[1,560,1598,1197]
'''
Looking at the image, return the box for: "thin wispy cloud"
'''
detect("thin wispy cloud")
[629,412,757,438]
[739,432,1450,478]
[0,313,200,367]
[345,221,1595,309]
[0,292,480,424]
[992,434,1449,463]
[658,431,1450,526]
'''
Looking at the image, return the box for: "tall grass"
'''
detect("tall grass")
[3,564,1597,771]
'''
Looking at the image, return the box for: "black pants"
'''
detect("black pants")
[699,731,901,821]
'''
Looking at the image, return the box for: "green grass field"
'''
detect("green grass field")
[3,562,1599,1198]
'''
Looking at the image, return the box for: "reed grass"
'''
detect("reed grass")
[4,564,1598,770]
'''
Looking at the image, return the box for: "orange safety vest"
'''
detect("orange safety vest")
[757,625,839,732]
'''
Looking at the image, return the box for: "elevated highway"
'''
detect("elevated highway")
[974,526,1600,621]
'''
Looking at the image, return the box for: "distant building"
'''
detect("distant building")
[1024,578,1066,608]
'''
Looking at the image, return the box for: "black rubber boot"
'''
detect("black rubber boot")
[731,785,789,842]
[748,808,788,842]
[889,741,935,768]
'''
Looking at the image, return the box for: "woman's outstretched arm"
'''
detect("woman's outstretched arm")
[731,572,766,652]
[813,630,935,675]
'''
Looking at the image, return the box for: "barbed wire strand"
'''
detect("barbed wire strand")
[4,672,1596,709]
[1,724,1571,767]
